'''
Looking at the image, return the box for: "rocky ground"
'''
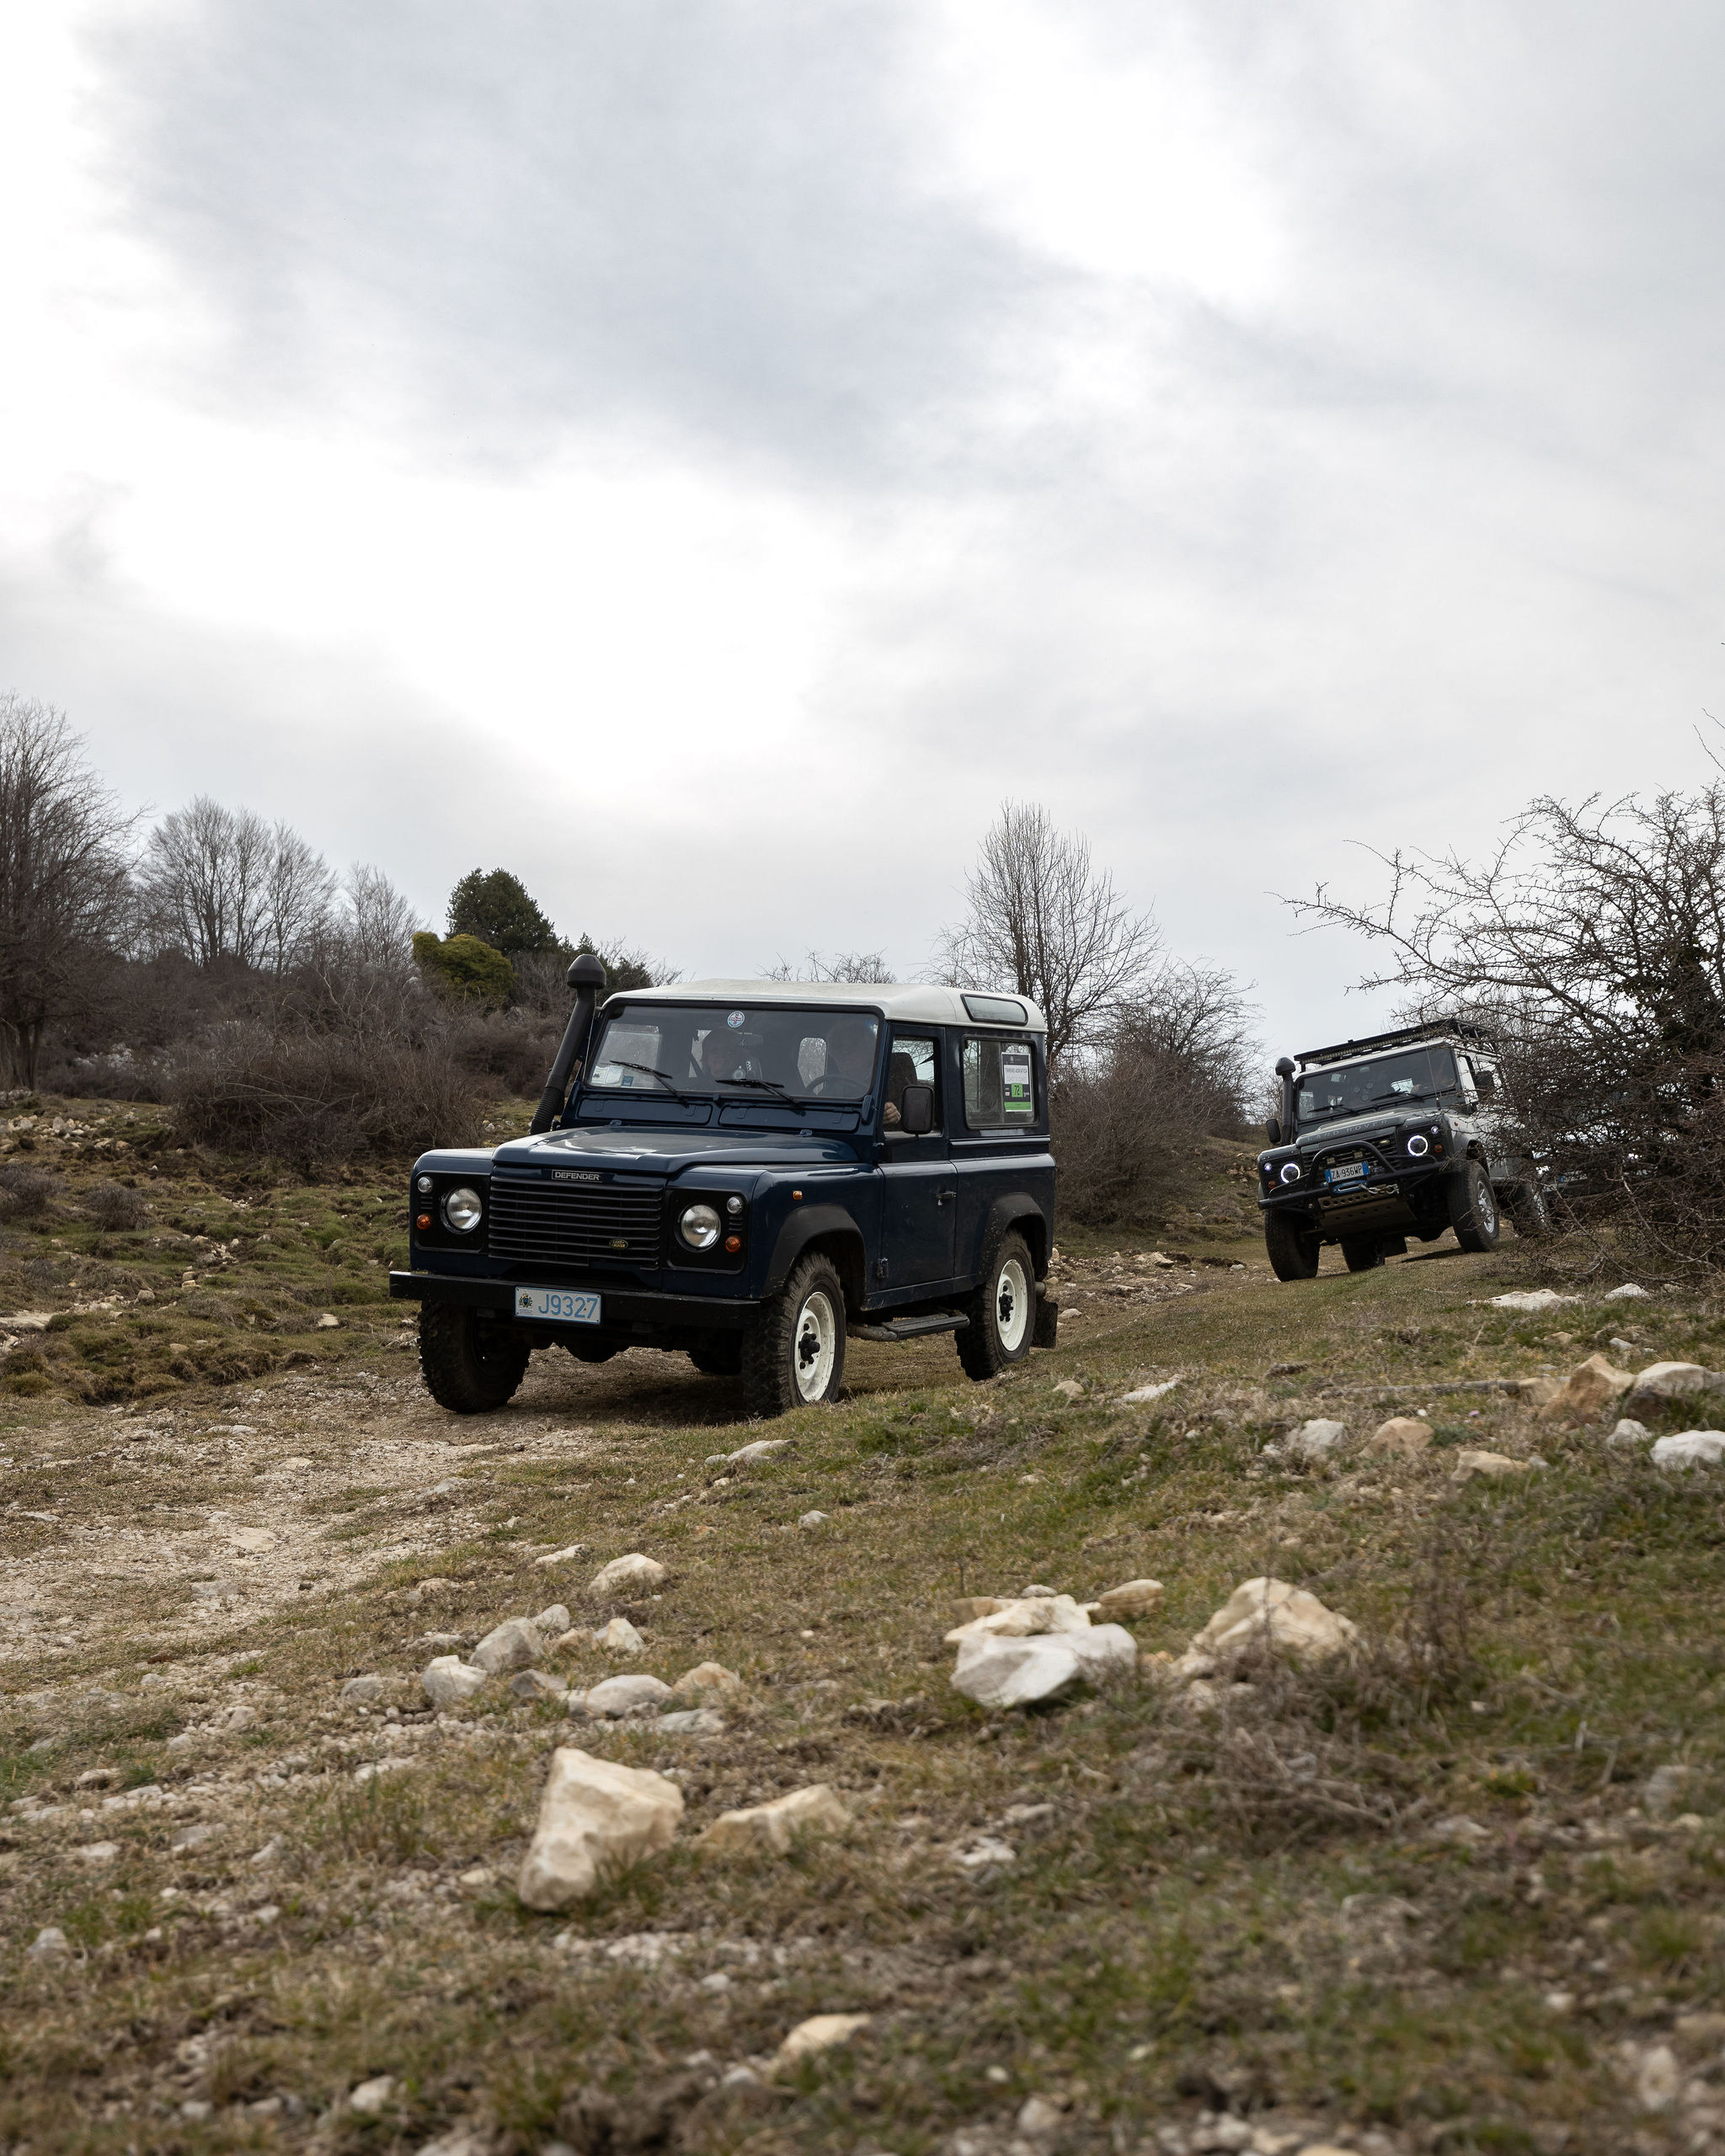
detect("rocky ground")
[6,1123,1725,2154]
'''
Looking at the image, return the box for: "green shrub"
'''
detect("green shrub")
[412,931,514,1007]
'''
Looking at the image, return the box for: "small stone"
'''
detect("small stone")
[1538,1353,1635,1423]
[702,1784,849,1854]
[671,1661,745,1702]
[727,1438,791,1465]
[1452,1449,1543,1480]
[1633,2041,1681,2113]
[1051,1378,1085,1401]
[77,1840,120,1864]
[349,2074,394,2114]
[473,1618,545,1674]
[458,1865,495,1890]
[535,1543,585,1568]
[585,1673,675,1718]
[1605,1282,1653,1300]
[26,1925,70,1961]
[1278,1417,1348,1463]
[74,1767,117,1789]
[316,1312,341,1330]
[510,1669,569,1700]
[952,1834,1016,1871]
[945,1593,1092,1644]
[1117,1377,1181,1404]
[1652,1430,1725,1469]
[517,1746,684,1910]
[588,1552,666,1599]
[1365,1417,1434,1460]
[1490,1289,1576,1311]
[1607,1417,1652,1449]
[1095,1577,1164,1620]
[421,1656,488,1710]
[1513,1374,1562,1406]
[1628,1361,1718,1406]
[1017,2095,1065,2137]
[773,2013,871,2067]
[532,1604,571,1637]
[1188,1577,1359,1666]
[594,1616,646,1655]
[342,1674,384,1704]
[798,1511,829,1529]
[656,1708,724,1735]
[171,1822,216,1852]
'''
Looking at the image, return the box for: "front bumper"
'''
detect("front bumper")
[389,1270,760,1335]
[1259,1158,1450,1225]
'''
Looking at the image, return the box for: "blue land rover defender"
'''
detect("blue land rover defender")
[390,959,1058,1417]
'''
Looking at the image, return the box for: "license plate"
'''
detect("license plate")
[1325,1161,1366,1185]
[515,1287,601,1325]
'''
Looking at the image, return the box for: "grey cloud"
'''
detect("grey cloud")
[88,0,1058,481]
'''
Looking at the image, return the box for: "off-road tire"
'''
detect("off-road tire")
[419,1304,531,1413]
[1342,1238,1385,1273]
[1448,1159,1502,1252]
[1504,1181,1550,1239]
[1264,1209,1321,1280]
[688,1338,744,1377]
[740,1253,846,1417]
[957,1231,1036,1381]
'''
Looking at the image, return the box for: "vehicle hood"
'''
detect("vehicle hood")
[1292,1110,1429,1152]
[491,1129,859,1177]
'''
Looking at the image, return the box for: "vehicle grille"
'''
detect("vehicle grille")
[487,1179,663,1270]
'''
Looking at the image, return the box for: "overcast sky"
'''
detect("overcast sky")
[3,2,1722,1063]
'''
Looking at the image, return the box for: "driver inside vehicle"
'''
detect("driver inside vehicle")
[695,1028,751,1085]
[813,1017,892,1117]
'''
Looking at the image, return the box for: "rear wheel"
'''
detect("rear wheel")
[1448,1160,1502,1252]
[688,1337,743,1377]
[1264,1209,1321,1280]
[740,1253,846,1417]
[957,1231,1035,1380]
[1341,1238,1385,1273]
[1505,1182,1549,1239]
[419,1305,530,1413]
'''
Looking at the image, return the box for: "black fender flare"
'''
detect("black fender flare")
[763,1206,868,1306]
[976,1193,1052,1278]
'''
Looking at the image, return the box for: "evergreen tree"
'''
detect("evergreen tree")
[446,868,560,956]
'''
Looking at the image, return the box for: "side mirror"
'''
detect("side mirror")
[1264,1116,1281,1145]
[898,1084,934,1136]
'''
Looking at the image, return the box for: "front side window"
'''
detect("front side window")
[586,1004,880,1102]
[963,1035,1037,1129]
[884,1033,939,1130]
[1295,1046,1461,1123]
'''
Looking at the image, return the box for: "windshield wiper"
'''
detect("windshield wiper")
[602,1059,696,1103]
[715,1075,804,1106]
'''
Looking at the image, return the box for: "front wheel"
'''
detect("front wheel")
[1342,1238,1385,1273]
[957,1232,1035,1381]
[1264,1208,1321,1280]
[740,1253,846,1417]
[1448,1160,1502,1252]
[419,1305,530,1413]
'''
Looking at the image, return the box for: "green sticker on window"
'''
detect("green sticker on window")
[1001,1045,1033,1118]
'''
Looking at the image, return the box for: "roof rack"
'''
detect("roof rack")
[1295,1018,1498,1068]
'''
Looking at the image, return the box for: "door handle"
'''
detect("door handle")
[936,1189,953,1205]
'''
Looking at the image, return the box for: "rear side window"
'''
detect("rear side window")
[963,1036,1037,1129]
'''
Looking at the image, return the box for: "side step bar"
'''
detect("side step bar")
[850,1313,969,1343]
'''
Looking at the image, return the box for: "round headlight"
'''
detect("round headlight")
[1279,1161,1302,1184]
[678,1202,721,1251]
[415,1174,433,1194]
[1405,1133,1429,1158]
[442,1185,483,1233]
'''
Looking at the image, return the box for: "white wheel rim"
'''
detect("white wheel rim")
[1479,1179,1498,1231]
[793,1289,837,1401]
[996,1257,1030,1353]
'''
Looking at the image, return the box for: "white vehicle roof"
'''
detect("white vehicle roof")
[611,979,1048,1034]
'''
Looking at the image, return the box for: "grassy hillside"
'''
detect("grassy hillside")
[2,1112,1722,2153]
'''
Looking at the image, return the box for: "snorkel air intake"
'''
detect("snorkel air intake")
[529,951,608,1134]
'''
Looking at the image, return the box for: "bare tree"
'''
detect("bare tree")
[1114,958,1261,1131]
[1285,786,1725,1262]
[139,797,339,971]
[339,862,419,968]
[0,696,134,1087]
[937,801,1160,1068]
[763,948,896,984]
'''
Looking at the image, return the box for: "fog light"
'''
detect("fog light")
[1279,1161,1302,1184]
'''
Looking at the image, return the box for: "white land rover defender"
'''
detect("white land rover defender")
[1255,1022,1547,1279]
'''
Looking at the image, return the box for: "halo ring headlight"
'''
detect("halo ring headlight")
[1279,1161,1302,1184]
[442,1185,483,1233]
[1405,1133,1430,1158]
[678,1202,722,1251]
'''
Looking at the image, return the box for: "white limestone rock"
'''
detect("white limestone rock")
[1607,1417,1653,1449]
[472,1618,544,1675]
[517,1747,684,1911]
[421,1656,488,1710]
[1188,1577,1360,1667]
[1627,1362,1719,1406]
[588,1553,666,1599]
[584,1673,675,1718]
[944,1593,1091,1645]
[950,1634,1087,1709]
[594,1616,646,1656]
[702,1783,849,1854]
[1652,1430,1725,1469]
[1095,1578,1164,1620]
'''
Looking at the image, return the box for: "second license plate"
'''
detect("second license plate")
[1325,1161,1366,1185]
[515,1286,601,1325]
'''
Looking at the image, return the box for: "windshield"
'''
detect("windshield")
[1295,1045,1461,1124]
[585,1004,881,1102]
